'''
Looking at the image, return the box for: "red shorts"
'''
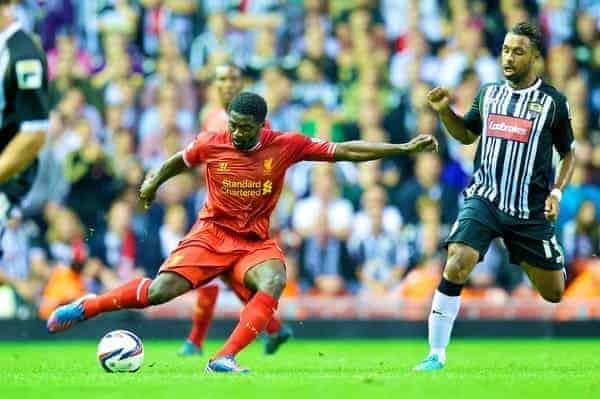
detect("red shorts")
[159,220,285,289]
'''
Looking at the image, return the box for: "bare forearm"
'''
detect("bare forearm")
[554,150,575,191]
[0,131,45,183]
[230,13,283,30]
[333,141,410,162]
[149,152,188,188]
[438,108,478,144]
[165,0,198,12]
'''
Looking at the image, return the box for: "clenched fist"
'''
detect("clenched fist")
[427,87,451,112]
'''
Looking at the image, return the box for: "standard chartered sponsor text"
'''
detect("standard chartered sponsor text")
[222,179,272,196]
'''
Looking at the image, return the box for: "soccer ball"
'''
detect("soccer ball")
[97,330,144,372]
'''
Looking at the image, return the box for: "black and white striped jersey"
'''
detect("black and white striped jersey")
[0,22,49,154]
[463,78,574,220]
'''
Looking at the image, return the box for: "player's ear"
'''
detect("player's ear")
[530,45,540,60]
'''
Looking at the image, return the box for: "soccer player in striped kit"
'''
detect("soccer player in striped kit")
[415,22,576,371]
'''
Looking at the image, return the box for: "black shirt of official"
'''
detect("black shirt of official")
[0,22,49,153]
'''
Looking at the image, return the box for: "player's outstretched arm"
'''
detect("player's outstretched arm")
[139,151,188,208]
[0,130,45,184]
[545,148,575,221]
[427,87,478,145]
[333,135,438,162]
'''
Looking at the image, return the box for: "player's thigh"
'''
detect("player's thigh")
[445,217,498,283]
[446,197,501,257]
[505,225,565,302]
[520,262,565,303]
[159,245,234,289]
[504,223,564,271]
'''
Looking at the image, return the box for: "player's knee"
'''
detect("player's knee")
[256,268,286,298]
[541,287,564,303]
[444,246,478,284]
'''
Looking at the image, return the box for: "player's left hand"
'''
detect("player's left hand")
[406,134,438,154]
[544,194,560,221]
[139,172,159,209]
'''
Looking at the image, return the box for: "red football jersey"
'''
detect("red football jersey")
[202,107,271,132]
[183,129,336,239]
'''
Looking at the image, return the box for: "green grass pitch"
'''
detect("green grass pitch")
[1,339,598,399]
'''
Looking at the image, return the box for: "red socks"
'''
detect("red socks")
[265,316,281,335]
[215,291,278,358]
[83,278,152,319]
[187,285,219,347]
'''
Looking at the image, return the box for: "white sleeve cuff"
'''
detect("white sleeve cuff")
[21,119,49,132]
[182,150,193,167]
[328,143,337,157]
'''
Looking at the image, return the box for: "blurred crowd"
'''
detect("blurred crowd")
[0,0,598,320]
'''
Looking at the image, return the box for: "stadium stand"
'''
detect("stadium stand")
[0,0,598,322]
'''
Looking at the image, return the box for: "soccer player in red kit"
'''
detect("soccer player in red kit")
[47,92,437,373]
[179,63,290,358]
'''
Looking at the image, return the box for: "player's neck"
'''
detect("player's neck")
[507,74,538,91]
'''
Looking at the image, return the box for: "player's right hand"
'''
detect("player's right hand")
[139,172,158,209]
[427,87,451,112]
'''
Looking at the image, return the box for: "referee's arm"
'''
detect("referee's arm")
[0,124,46,183]
[0,54,49,184]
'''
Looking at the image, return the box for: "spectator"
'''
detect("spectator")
[159,204,188,258]
[350,186,408,296]
[562,200,599,269]
[47,31,93,81]
[45,207,88,266]
[351,184,402,241]
[389,30,439,90]
[396,222,443,301]
[292,58,339,110]
[293,164,354,240]
[437,24,500,88]
[0,0,597,320]
[299,208,355,296]
[90,200,144,282]
[189,12,246,81]
[63,119,122,229]
[394,152,460,226]
[0,218,49,312]
[37,261,86,320]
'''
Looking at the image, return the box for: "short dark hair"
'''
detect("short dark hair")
[510,21,543,52]
[0,0,14,5]
[228,92,267,123]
